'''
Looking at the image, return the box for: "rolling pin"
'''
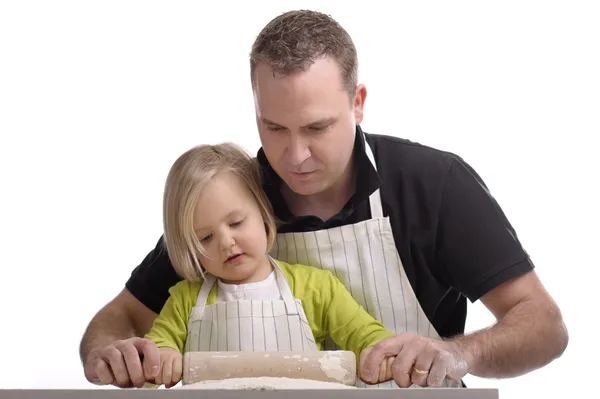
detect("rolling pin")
[183,350,357,386]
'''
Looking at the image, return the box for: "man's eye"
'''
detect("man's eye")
[267,126,283,132]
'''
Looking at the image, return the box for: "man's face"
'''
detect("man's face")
[253,57,366,197]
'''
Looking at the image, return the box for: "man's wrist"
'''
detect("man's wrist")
[446,335,478,375]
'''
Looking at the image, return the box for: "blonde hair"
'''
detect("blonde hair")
[162,142,277,282]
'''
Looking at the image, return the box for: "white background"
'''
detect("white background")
[1,1,598,397]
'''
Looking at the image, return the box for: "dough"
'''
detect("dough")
[180,377,357,390]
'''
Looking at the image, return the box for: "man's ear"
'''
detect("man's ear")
[353,84,367,125]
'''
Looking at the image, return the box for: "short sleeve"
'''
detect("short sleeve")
[435,158,535,302]
[125,236,183,314]
[144,280,195,353]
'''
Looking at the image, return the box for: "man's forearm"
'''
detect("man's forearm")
[79,305,138,364]
[448,298,568,378]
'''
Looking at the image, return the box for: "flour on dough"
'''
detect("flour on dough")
[180,377,357,390]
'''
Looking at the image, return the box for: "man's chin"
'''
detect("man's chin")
[286,180,323,197]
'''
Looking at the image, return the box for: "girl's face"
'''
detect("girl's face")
[192,171,272,284]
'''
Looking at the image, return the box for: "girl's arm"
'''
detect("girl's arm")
[144,280,194,353]
[317,272,396,382]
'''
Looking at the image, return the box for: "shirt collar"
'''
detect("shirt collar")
[257,125,381,222]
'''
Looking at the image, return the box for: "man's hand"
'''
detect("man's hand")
[358,347,395,384]
[84,337,161,388]
[361,333,469,388]
[152,347,183,388]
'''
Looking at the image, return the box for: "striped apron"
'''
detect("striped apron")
[269,141,462,389]
[184,258,318,353]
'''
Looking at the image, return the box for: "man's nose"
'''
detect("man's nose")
[287,133,311,167]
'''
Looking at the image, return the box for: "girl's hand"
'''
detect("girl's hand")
[358,347,395,384]
[153,347,183,388]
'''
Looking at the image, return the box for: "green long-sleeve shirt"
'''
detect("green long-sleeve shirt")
[145,259,394,360]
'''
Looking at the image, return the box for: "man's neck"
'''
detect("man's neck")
[282,162,357,222]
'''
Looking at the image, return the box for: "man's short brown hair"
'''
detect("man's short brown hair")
[250,10,358,99]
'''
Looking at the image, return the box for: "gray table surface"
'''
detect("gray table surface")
[0,388,498,399]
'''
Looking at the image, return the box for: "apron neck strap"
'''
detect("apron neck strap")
[269,256,299,315]
[195,273,217,309]
[364,140,384,219]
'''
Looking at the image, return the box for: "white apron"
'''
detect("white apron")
[184,258,318,353]
[269,141,462,389]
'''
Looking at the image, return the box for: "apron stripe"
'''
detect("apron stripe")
[286,233,296,265]
[301,234,310,266]
[378,218,408,332]
[297,300,305,351]
[326,229,339,279]
[210,306,217,351]
[287,308,298,350]
[339,228,354,300]
[270,301,279,351]
[204,317,211,351]
[352,223,372,315]
[363,220,384,324]
[376,219,400,333]
[299,232,308,265]
[314,231,323,269]
[237,303,241,350]
[300,317,316,344]
[261,303,268,351]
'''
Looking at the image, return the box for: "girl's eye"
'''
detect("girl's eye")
[230,219,244,227]
[200,234,212,243]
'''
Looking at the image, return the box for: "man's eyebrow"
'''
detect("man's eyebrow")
[301,117,337,128]
[260,117,337,128]
[261,117,284,127]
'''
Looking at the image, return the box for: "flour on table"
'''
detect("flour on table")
[180,377,357,390]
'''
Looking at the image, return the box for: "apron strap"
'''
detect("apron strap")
[195,273,217,311]
[364,140,384,219]
[269,256,299,315]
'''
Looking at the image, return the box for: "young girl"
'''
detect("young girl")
[144,142,396,387]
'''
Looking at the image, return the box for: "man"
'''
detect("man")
[80,9,568,389]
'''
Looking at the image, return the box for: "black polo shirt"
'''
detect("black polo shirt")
[126,126,534,338]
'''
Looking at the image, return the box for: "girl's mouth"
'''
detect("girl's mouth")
[225,253,244,263]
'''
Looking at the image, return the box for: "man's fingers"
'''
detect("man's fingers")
[391,342,422,388]
[93,358,114,385]
[103,347,131,387]
[426,353,450,387]
[364,334,409,381]
[119,343,145,388]
[133,338,160,378]
[410,346,435,387]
